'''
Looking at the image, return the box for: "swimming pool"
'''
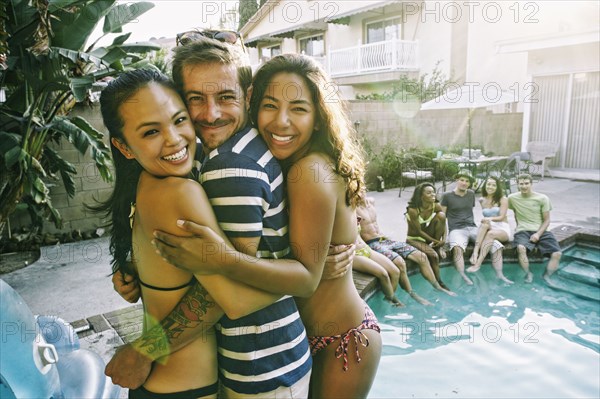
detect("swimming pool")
[367,245,600,398]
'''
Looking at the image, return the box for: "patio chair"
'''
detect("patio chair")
[500,152,533,192]
[398,155,435,197]
[525,141,559,180]
[475,157,512,193]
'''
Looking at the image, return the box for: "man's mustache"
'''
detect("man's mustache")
[195,119,230,128]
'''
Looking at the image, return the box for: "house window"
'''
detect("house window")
[366,17,401,43]
[299,34,325,57]
[260,45,281,62]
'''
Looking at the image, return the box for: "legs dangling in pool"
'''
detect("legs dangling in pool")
[353,252,404,307]
[370,250,432,306]
[516,245,534,283]
[406,250,456,296]
[467,228,513,283]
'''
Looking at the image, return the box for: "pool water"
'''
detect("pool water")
[367,246,600,399]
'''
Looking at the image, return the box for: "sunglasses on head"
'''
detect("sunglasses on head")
[176,29,246,51]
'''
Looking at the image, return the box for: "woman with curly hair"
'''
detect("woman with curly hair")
[247,53,381,398]
[405,182,449,289]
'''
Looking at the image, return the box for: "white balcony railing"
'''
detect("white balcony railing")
[327,39,418,77]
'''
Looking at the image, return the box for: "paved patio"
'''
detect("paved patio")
[1,176,599,396]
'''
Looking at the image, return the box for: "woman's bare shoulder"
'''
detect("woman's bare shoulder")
[140,174,202,200]
[288,153,338,186]
[292,152,333,171]
[137,174,207,230]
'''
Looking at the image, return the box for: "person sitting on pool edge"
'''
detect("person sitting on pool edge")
[357,197,455,297]
[405,182,448,287]
[441,170,505,285]
[353,232,433,306]
[467,176,514,284]
[508,173,562,283]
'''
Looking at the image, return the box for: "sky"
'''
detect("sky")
[92,1,240,45]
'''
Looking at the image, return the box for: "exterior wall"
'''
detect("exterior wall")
[411,4,454,79]
[348,100,522,156]
[327,17,360,49]
[528,42,600,76]
[467,1,599,87]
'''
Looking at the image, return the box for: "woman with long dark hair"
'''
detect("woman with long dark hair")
[92,69,281,398]
[467,176,513,283]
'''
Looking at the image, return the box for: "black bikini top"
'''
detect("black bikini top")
[138,277,195,291]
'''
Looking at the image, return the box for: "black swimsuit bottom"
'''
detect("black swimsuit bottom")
[129,381,218,399]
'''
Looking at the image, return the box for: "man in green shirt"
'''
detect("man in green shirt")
[508,174,562,283]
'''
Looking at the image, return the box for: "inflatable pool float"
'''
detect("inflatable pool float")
[0,279,120,398]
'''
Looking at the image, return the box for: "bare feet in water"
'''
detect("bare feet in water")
[524,272,534,283]
[460,273,474,285]
[385,296,405,307]
[439,287,458,296]
[466,265,481,273]
[469,250,479,265]
[409,291,433,306]
[435,281,457,296]
[498,274,514,284]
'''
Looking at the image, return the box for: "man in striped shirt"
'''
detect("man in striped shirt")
[106,38,312,397]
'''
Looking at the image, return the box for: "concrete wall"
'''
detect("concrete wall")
[348,100,523,155]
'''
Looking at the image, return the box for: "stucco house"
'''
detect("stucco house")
[240,0,599,178]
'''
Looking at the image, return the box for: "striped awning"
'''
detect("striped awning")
[244,34,281,48]
[245,21,327,47]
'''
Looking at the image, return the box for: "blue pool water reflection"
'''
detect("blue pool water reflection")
[367,248,600,399]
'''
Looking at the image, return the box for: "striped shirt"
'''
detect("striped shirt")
[199,127,311,394]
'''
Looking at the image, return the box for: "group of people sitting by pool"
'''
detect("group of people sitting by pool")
[354,170,563,306]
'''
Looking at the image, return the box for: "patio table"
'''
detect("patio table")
[433,155,509,192]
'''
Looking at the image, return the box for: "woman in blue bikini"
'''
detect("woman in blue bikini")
[467,176,513,283]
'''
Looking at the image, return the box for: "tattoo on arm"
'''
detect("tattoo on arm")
[135,282,217,359]
[167,282,216,337]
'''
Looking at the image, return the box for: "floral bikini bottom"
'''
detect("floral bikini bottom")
[308,305,381,371]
